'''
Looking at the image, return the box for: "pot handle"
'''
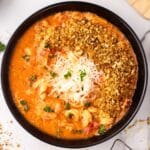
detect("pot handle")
[110,139,132,150]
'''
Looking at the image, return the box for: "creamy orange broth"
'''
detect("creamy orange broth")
[9,11,138,139]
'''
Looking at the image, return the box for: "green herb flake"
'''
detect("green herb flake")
[29,75,37,82]
[64,71,72,79]
[50,71,57,78]
[98,125,105,135]
[65,102,70,110]
[68,113,73,119]
[43,106,53,113]
[20,100,27,105]
[81,86,84,91]
[20,100,29,112]
[0,41,6,51]
[84,102,91,108]
[44,42,50,48]
[22,54,30,62]
[79,70,86,81]
[29,75,37,86]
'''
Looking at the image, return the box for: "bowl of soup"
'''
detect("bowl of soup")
[1,2,148,148]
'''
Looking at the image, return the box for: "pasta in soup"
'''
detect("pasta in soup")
[9,11,138,139]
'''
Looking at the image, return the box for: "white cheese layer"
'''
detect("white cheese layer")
[50,51,102,103]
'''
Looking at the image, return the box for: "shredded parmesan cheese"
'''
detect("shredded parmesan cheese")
[50,51,102,103]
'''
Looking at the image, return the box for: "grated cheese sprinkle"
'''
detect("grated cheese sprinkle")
[50,51,102,103]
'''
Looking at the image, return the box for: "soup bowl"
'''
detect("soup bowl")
[1,2,148,148]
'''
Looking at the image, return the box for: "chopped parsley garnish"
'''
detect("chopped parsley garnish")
[29,75,37,82]
[50,71,57,78]
[84,102,91,108]
[79,70,86,81]
[0,41,6,51]
[65,102,70,110]
[64,71,72,79]
[20,100,27,105]
[43,106,54,113]
[29,75,37,86]
[20,100,29,112]
[44,42,50,48]
[98,125,105,135]
[22,54,30,62]
[81,86,84,91]
[68,113,73,119]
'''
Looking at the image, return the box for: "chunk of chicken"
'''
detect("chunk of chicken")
[88,106,97,113]
[24,47,32,55]
[82,110,92,127]
[54,103,62,113]
[99,112,113,125]
[33,78,49,100]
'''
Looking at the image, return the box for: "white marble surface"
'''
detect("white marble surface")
[0,0,150,150]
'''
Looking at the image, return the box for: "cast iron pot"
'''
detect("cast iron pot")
[1,1,148,148]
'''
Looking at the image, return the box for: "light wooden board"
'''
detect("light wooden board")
[128,0,150,19]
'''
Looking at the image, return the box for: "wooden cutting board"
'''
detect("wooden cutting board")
[128,0,150,19]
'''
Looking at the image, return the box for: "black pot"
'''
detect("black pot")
[1,1,148,148]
